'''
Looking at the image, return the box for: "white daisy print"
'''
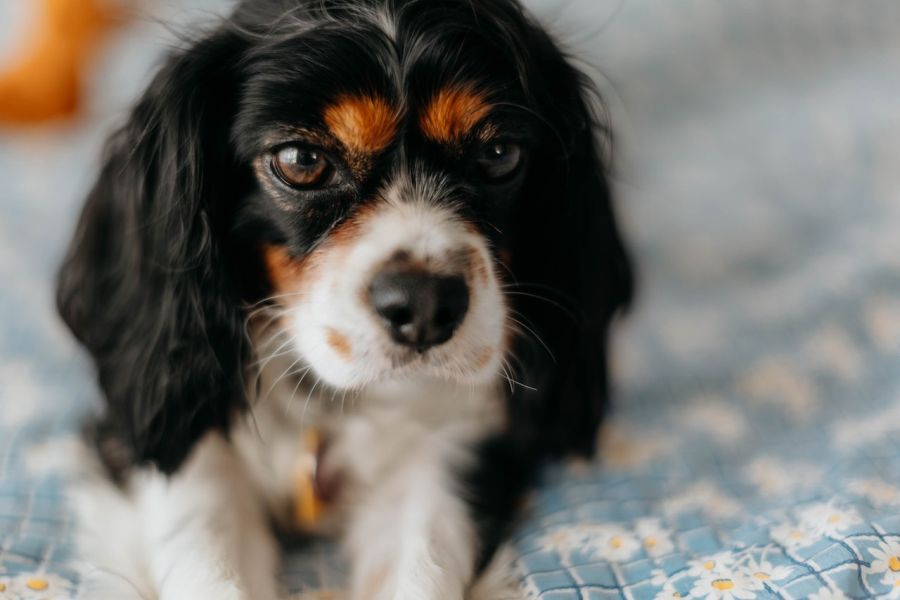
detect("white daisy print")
[738,359,817,421]
[538,526,591,556]
[12,573,73,599]
[597,423,677,470]
[867,539,900,586]
[23,435,83,477]
[833,402,900,450]
[679,397,747,445]
[688,552,736,577]
[877,575,900,600]
[689,571,756,600]
[539,524,639,562]
[637,519,675,557]
[808,588,848,600]
[663,482,740,519]
[740,555,793,589]
[743,458,822,498]
[584,525,641,562]
[0,361,47,428]
[770,522,817,549]
[851,478,900,508]
[798,501,862,538]
[0,577,16,600]
[805,324,862,382]
[865,295,900,353]
[651,570,671,587]
[651,570,684,600]
[655,588,685,600]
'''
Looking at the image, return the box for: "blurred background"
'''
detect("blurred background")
[1,1,900,598]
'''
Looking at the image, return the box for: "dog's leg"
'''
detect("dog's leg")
[75,433,281,600]
[468,545,528,600]
[341,421,478,600]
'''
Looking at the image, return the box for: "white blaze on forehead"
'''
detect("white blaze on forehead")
[347,167,472,265]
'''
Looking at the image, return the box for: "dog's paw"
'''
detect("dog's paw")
[467,545,530,600]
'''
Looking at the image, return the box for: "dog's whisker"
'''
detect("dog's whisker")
[499,356,538,393]
[259,356,304,407]
[243,303,282,336]
[286,366,315,417]
[507,313,556,363]
[498,358,516,394]
[243,290,308,311]
[246,314,290,349]
[251,334,296,370]
[501,290,579,321]
[301,376,323,424]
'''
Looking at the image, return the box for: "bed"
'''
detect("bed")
[2,0,900,598]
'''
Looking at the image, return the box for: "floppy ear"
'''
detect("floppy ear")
[57,29,248,474]
[504,41,634,459]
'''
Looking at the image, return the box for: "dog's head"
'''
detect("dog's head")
[58,0,633,473]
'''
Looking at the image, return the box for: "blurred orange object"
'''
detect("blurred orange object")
[0,0,121,123]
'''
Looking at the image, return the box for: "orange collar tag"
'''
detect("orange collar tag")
[294,429,329,528]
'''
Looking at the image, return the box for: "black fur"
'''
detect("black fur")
[57,0,632,565]
[452,3,633,568]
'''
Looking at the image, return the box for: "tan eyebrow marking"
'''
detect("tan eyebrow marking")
[419,84,492,143]
[323,94,400,154]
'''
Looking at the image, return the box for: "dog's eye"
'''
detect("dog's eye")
[476,142,523,181]
[272,145,333,188]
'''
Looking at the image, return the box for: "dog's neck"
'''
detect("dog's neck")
[252,351,505,431]
[235,351,506,534]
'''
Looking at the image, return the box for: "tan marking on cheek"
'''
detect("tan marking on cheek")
[262,202,385,318]
[262,244,310,293]
[474,346,494,370]
[464,245,490,286]
[420,84,492,143]
[263,203,381,293]
[323,94,399,154]
[325,328,353,360]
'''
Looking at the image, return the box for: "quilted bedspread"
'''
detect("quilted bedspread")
[2,0,900,598]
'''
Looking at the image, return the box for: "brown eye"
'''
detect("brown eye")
[272,145,332,188]
[476,142,523,180]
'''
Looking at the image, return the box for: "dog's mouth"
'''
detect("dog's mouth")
[249,303,506,399]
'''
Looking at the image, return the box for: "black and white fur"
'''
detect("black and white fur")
[56,0,633,598]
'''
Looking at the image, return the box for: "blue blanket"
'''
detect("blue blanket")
[2,1,900,598]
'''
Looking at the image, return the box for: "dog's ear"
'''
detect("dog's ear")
[57,29,248,474]
[504,30,634,459]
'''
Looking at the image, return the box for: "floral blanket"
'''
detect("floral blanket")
[2,0,900,598]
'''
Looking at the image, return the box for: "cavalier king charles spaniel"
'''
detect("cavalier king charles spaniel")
[56,0,633,598]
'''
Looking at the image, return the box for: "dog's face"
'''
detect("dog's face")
[233,8,548,388]
[58,0,633,473]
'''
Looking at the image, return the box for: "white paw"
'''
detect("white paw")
[467,546,529,600]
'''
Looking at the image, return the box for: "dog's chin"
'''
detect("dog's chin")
[295,338,505,392]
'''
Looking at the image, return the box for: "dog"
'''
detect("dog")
[56,0,633,598]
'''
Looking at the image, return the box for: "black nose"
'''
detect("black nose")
[368,269,469,352]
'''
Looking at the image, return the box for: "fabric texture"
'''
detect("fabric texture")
[1,1,900,598]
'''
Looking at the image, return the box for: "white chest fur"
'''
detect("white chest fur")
[234,354,507,534]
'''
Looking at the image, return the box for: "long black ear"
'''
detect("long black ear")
[57,29,248,474]
[504,30,634,460]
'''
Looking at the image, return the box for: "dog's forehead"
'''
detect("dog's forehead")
[235,14,521,156]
